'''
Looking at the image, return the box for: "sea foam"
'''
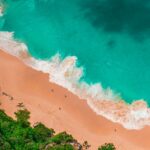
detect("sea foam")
[0,31,150,129]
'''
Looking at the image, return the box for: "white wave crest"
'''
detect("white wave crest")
[0,31,150,129]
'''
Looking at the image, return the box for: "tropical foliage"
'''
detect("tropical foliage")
[0,107,115,150]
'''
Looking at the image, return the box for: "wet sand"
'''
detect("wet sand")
[0,50,150,150]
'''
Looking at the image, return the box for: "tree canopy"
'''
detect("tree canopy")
[0,107,115,150]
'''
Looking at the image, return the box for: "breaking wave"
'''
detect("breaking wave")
[0,31,150,129]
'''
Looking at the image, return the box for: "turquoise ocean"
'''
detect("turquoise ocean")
[1,0,150,105]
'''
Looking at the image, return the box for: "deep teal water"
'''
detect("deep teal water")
[1,0,150,103]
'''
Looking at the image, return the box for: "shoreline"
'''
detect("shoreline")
[0,32,150,130]
[0,50,150,149]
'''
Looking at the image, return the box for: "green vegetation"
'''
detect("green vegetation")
[0,106,116,150]
[98,143,116,150]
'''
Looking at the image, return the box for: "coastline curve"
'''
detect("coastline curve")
[0,32,150,129]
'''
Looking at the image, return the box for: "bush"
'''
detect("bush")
[23,142,39,150]
[15,109,30,127]
[46,144,74,150]
[0,133,11,150]
[98,143,116,150]
[50,132,74,144]
[33,122,55,142]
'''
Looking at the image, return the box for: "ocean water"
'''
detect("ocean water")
[1,0,150,128]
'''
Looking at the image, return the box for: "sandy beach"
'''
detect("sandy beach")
[0,50,150,150]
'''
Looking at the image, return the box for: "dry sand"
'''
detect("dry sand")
[0,50,150,150]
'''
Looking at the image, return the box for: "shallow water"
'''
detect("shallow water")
[1,0,150,104]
